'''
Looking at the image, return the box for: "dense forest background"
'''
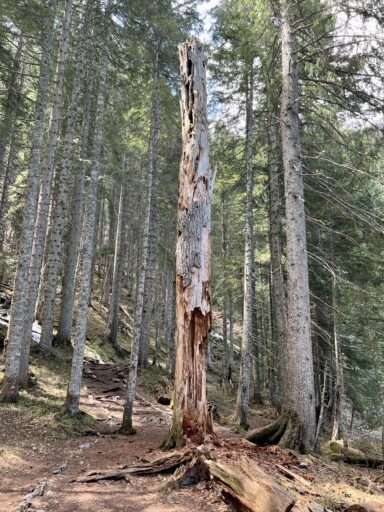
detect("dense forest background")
[0,0,383,463]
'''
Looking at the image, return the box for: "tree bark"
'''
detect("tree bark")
[279,0,316,450]
[0,35,24,188]
[0,0,58,402]
[268,109,287,405]
[235,63,254,429]
[108,171,129,345]
[163,37,215,448]
[138,49,161,367]
[56,43,96,345]
[19,0,73,386]
[63,2,110,415]
[39,3,90,354]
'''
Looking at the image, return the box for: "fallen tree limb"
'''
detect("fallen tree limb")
[330,454,384,468]
[275,464,311,487]
[76,451,192,483]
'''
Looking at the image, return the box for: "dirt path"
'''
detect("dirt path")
[1,363,232,512]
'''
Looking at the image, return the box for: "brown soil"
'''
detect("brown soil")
[1,361,383,512]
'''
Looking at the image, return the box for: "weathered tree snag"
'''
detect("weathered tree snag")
[207,458,295,512]
[163,37,215,449]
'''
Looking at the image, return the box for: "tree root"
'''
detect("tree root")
[245,411,306,452]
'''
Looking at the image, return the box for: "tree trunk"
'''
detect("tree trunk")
[19,0,73,386]
[221,195,229,386]
[279,0,316,450]
[0,0,58,402]
[163,37,215,448]
[268,110,287,406]
[120,48,162,433]
[0,35,24,187]
[63,3,110,415]
[138,50,161,367]
[235,63,254,429]
[57,44,96,345]
[108,172,129,345]
[39,4,90,354]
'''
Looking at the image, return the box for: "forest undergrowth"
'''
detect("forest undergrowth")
[0,290,383,512]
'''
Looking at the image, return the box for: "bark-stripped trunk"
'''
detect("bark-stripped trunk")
[63,3,110,414]
[236,64,254,429]
[138,51,160,367]
[280,0,316,450]
[164,37,215,448]
[0,0,58,402]
[57,46,95,345]
[268,110,287,405]
[39,4,90,354]
[19,0,73,386]
[108,173,129,345]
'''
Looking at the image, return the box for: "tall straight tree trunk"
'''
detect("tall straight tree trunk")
[279,0,316,450]
[0,0,58,402]
[63,2,110,414]
[236,63,254,429]
[39,4,90,354]
[330,230,343,441]
[0,35,24,185]
[57,46,95,345]
[163,37,215,448]
[138,49,161,367]
[268,110,287,405]
[120,100,159,433]
[221,195,229,386]
[108,172,129,345]
[19,0,73,386]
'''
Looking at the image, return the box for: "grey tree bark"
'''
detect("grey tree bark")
[0,0,58,402]
[236,64,254,429]
[63,1,111,414]
[0,35,24,187]
[57,44,96,345]
[279,0,316,450]
[19,0,73,386]
[39,4,90,354]
[138,50,161,367]
[108,171,129,345]
[268,110,287,405]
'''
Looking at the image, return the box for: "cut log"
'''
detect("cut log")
[275,464,311,487]
[330,454,384,468]
[76,451,192,483]
[207,458,295,512]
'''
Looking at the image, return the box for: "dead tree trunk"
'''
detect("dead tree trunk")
[164,37,215,448]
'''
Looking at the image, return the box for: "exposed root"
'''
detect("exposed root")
[245,411,307,453]
[76,451,192,483]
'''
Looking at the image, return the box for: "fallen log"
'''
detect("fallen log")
[275,464,311,487]
[207,458,295,512]
[76,451,192,483]
[330,454,384,469]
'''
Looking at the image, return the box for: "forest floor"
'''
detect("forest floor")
[1,347,383,512]
[0,298,383,512]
